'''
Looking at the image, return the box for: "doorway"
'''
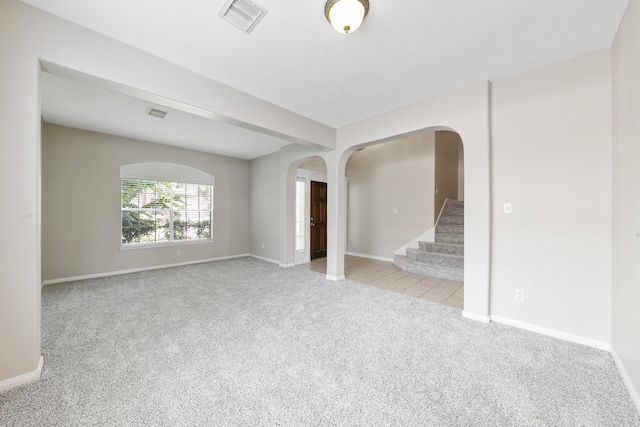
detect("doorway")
[434,130,464,219]
[310,181,327,260]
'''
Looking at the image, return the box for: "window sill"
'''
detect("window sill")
[120,239,214,250]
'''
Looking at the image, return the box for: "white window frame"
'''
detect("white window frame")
[295,177,306,253]
[120,163,215,249]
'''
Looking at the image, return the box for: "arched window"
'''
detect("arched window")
[120,163,215,247]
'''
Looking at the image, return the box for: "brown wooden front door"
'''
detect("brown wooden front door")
[310,181,327,260]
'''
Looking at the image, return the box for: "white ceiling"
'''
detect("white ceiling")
[29,0,628,158]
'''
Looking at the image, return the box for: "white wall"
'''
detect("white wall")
[346,133,436,259]
[298,157,327,173]
[41,124,250,281]
[612,0,640,410]
[491,49,613,346]
[249,151,281,263]
[0,0,43,387]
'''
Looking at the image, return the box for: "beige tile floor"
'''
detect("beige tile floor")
[297,255,464,309]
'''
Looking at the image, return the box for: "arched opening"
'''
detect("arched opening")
[279,153,332,269]
[280,84,490,322]
[340,129,466,309]
[281,127,470,309]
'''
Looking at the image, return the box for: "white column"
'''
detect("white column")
[325,151,347,281]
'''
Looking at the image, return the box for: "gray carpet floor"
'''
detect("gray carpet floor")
[1,257,638,426]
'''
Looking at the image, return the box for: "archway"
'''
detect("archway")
[279,150,331,269]
[280,81,490,321]
[336,130,466,308]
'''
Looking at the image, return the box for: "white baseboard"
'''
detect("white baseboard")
[326,274,346,281]
[249,254,280,265]
[0,356,43,393]
[279,263,295,268]
[611,346,640,415]
[346,252,394,262]
[462,310,491,323]
[491,315,610,351]
[41,254,252,286]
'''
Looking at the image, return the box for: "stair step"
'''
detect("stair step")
[436,224,464,235]
[439,215,464,225]
[406,248,464,268]
[443,208,464,216]
[419,241,464,256]
[393,199,465,283]
[394,255,463,282]
[436,233,464,245]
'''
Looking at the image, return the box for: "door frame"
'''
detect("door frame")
[294,168,327,265]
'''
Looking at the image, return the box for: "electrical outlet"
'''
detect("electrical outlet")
[392,208,398,214]
[515,290,525,301]
[177,250,181,257]
[262,243,265,249]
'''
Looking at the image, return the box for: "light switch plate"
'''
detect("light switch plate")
[504,203,512,214]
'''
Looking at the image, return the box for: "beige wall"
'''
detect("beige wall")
[612,0,640,410]
[345,133,436,259]
[41,124,250,281]
[249,151,281,262]
[491,49,612,344]
[434,131,461,218]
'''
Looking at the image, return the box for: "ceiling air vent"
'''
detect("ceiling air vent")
[219,0,267,34]
[146,107,168,119]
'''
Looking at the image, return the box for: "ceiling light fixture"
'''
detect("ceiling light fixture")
[325,0,369,34]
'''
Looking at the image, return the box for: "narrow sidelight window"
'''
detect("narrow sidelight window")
[295,178,306,251]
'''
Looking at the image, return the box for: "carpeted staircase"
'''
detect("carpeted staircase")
[394,199,464,282]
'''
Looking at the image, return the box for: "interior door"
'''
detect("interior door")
[310,181,327,260]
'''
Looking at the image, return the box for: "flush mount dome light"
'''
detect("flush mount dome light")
[325,0,369,34]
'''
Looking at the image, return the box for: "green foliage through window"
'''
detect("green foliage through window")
[121,179,213,245]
